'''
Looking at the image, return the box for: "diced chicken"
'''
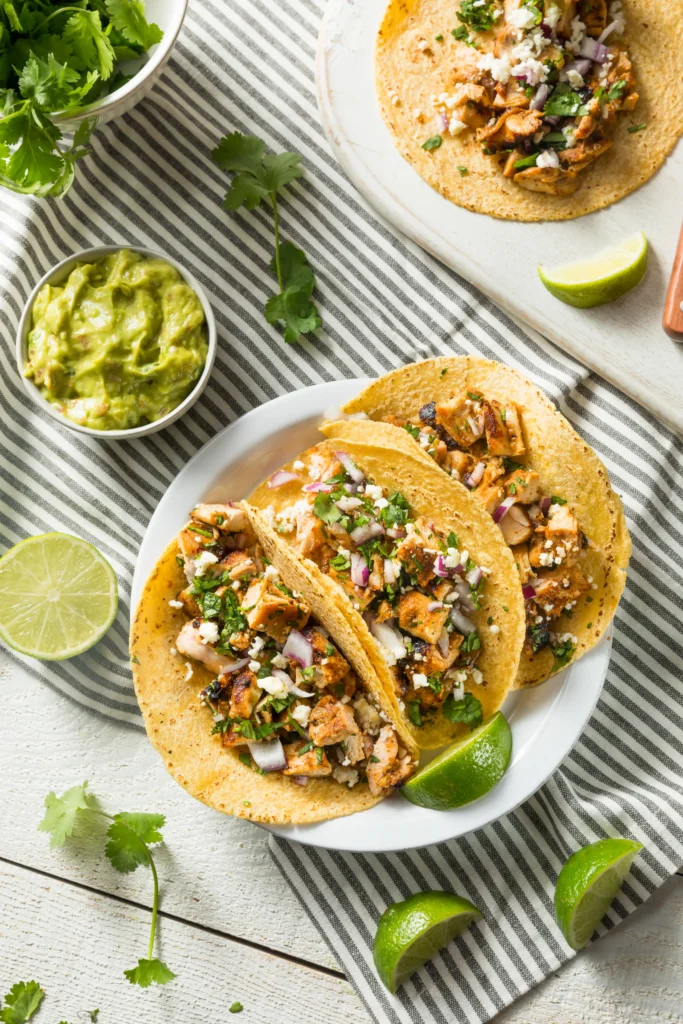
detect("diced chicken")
[282,741,332,777]
[555,0,579,37]
[343,731,369,765]
[475,478,506,515]
[476,108,543,150]
[178,527,208,566]
[451,83,493,128]
[434,395,484,446]
[530,504,583,568]
[394,522,439,588]
[302,626,349,687]
[443,449,475,479]
[510,543,533,584]
[192,503,248,533]
[219,727,249,748]
[579,0,607,36]
[178,586,202,618]
[176,621,237,675]
[374,599,396,624]
[607,48,638,110]
[308,695,360,746]
[366,726,414,795]
[295,508,329,561]
[499,504,533,546]
[229,669,261,719]
[368,554,384,591]
[408,634,463,677]
[482,399,525,457]
[216,549,258,581]
[561,137,612,172]
[503,467,542,504]
[226,630,252,651]
[531,565,591,618]
[243,578,310,641]
[514,165,582,195]
[404,673,452,710]
[492,79,533,110]
[396,591,450,644]
[328,562,376,611]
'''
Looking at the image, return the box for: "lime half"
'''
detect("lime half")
[0,533,118,660]
[401,711,512,810]
[555,837,643,950]
[373,891,482,993]
[538,231,648,308]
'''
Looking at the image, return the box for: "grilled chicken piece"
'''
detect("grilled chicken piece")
[328,562,376,611]
[492,79,532,110]
[510,543,533,584]
[192,503,248,533]
[176,621,237,675]
[216,549,258,581]
[404,673,453,710]
[579,0,607,36]
[443,449,475,479]
[219,726,249,748]
[178,586,202,618]
[243,578,310,641]
[366,726,414,795]
[477,108,543,150]
[226,630,252,651]
[396,591,450,644]
[531,565,591,617]
[503,467,542,503]
[302,626,349,687]
[514,165,582,194]
[394,525,438,588]
[529,503,583,567]
[561,137,612,171]
[408,634,463,676]
[476,477,506,515]
[343,731,370,765]
[607,48,638,110]
[434,395,484,446]
[499,504,533,546]
[295,508,329,561]
[283,741,332,777]
[451,83,493,127]
[555,0,579,37]
[308,695,360,746]
[483,399,525,456]
[229,669,261,719]
[368,554,384,591]
[178,527,209,565]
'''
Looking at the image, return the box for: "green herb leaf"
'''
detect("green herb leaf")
[404,423,420,439]
[229,1003,244,1014]
[313,492,342,524]
[105,0,163,50]
[38,781,93,848]
[513,152,539,170]
[407,700,423,726]
[607,79,626,101]
[550,495,567,505]
[457,165,468,176]
[442,691,483,728]
[422,135,443,151]
[63,11,115,80]
[18,54,80,110]
[265,241,322,344]
[0,981,44,1024]
[627,122,646,134]
[551,639,574,669]
[543,82,584,117]
[124,958,176,989]
[457,0,496,32]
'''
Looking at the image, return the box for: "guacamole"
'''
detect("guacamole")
[24,249,209,431]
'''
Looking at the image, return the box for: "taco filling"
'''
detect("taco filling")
[379,393,593,667]
[174,502,416,795]
[425,0,637,194]
[263,450,491,733]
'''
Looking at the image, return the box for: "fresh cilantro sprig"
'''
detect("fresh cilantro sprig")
[442,691,483,728]
[0,981,43,1023]
[38,782,175,989]
[212,132,322,344]
[0,0,162,196]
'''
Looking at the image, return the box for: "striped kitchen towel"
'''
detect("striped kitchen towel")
[0,0,681,1021]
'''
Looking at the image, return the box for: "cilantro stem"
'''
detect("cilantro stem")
[146,849,160,960]
[271,191,284,293]
[36,6,87,28]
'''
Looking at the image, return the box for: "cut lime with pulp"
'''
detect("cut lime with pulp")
[0,533,118,660]
[555,837,643,950]
[373,891,482,993]
[538,231,648,308]
[401,711,512,810]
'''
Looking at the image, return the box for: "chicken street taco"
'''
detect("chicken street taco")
[249,440,525,749]
[324,356,631,688]
[131,501,420,825]
[376,0,683,220]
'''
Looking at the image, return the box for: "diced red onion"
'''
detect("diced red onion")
[335,451,365,484]
[386,527,405,539]
[454,580,475,609]
[466,565,482,588]
[303,480,333,493]
[247,738,287,772]
[217,657,250,678]
[268,470,300,489]
[438,111,448,132]
[465,461,486,490]
[522,583,536,600]
[530,83,549,110]
[540,496,551,515]
[343,483,358,494]
[370,620,407,660]
[579,37,609,63]
[540,20,553,37]
[351,551,369,587]
[466,415,484,439]
[291,775,309,786]
[437,628,450,657]
[597,20,617,44]
[492,497,516,523]
[434,554,449,578]
[272,666,315,699]
[450,607,476,635]
[544,114,562,127]
[383,558,397,585]
[349,520,384,545]
[282,630,313,668]
[427,600,444,612]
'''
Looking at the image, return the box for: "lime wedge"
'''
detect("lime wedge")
[554,837,643,950]
[538,231,648,308]
[373,891,482,992]
[0,533,118,660]
[401,711,512,810]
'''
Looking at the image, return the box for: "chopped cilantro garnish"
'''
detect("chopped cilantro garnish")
[315,746,324,764]
[608,79,627,101]
[451,25,477,46]
[551,640,574,669]
[508,482,517,495]
[458,166,469,176]
[370,754,380,763]
[446,531,459,550]
[435,32,444,40]
[457,0,496,31]
[229,1002,243,1013]
[427,675,442,693]
[201,591,223,620]
[627,123,646,133]
[313,492,343,524]
[175,555,184,567]
[461,631,480,653]
[440,368,448,378]
[442,691,483,729]
[238,752,252,768]
[543,83,585,117]
[513,153,539,170]
[378,490,411,529]
[298,740,315,755]
[407,700,423,726]
[404,423,421,439]
[422,135,443,151]
[551,495,567,505]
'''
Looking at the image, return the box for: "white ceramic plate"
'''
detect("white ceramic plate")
[132,379,610,853]
[316,0,683,436]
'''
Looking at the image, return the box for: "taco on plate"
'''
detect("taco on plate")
[131,501,420,825]
[376,0,683,220]
[249,439,525,749]
[323,355,630,688]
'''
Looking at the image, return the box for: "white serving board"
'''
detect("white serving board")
[317,0,683,435]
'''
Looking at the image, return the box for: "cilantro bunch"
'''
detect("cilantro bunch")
[211,132,322,345]
[0,1,162,197]
[39,782,175,988]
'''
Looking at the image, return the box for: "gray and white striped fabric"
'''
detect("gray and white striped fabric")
[0,0,681,1020]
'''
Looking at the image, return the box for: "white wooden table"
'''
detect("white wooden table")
[1,647,681,1023]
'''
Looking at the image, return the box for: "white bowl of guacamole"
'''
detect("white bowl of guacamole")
[17,246,217,439]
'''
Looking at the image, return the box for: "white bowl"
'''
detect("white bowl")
[54,0,189,130]
[17,245,217,440]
